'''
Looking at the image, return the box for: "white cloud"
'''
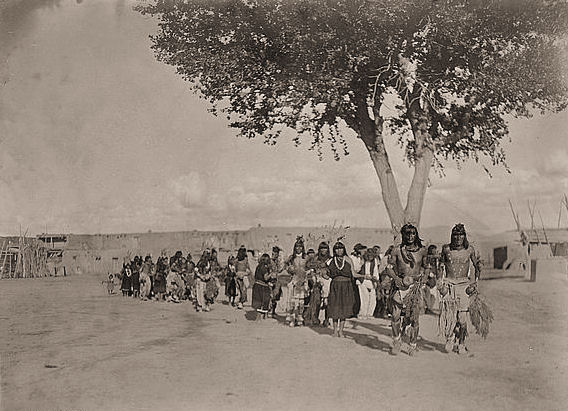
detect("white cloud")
[168,172,207,209]
[540,149,568,177]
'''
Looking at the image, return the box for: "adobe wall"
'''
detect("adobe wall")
[62,227,397,275]
[60,226,494,275]
[63,230,243,275]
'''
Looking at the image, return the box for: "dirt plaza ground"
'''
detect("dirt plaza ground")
[1,271,567,411]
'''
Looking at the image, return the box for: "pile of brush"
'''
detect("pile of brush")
[467,284,494,339]
[402,279,423,324]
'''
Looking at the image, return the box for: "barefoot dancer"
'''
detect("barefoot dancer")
[439,224,482,355]
[312,242,331,327]
[285,237,307,327]
[386,224,427,356]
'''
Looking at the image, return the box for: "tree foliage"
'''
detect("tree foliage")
[137,0,568,228]
[139,0,567,163]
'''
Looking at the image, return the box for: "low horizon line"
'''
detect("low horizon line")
[2,224,555,238]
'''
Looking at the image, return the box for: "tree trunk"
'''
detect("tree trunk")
[405,95,435,228]
[404,147,434,226]
[358,102,405,234]
[367,148,406,231]
[357,98,434,238]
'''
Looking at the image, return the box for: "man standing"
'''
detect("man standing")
[235,246,251,309]
[439,224,482,355]
[357,248,380,319]
[423,245,440,314]
[139,255,154,300]
[386,224,427,356]
[350,243,366,319]
[314,242,331,327]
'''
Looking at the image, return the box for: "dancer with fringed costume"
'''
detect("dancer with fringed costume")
[312,242,331,327]
[439,224,482,356]
[386,224,427,356]
[285,237,308,327]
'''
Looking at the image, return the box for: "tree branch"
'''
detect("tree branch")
[404,83,434,226]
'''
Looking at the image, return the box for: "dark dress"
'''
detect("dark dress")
[120,269,131,295]
[327,258,354,320]
[252,264,271,312]
[225,268,237,298]
[131,269,140,293]
[153,257,168,294]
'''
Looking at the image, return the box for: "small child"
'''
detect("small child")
[225,257,237,306]
[102,273,115,294]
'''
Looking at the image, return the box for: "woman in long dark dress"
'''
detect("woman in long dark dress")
[225,256,237,306]
[252,253,272,321]
[327,242,354,337]
[131,260,141,298]
[120,263,132,297]
[153,255,168,301]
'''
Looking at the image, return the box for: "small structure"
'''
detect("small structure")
[37,234,68,276]
[0,235,50,279]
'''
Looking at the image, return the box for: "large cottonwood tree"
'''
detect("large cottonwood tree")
[138,0,568,232]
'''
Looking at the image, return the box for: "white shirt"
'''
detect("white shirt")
[351,255,363,274]
[363,261,380,280]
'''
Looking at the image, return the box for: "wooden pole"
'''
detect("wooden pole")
[23,228,29,278]
[508,199,521,232]
[558,198,563,229]
[0,240,5,278]
[35,247,40,277]
[538,209,550,245]
[21,234,25,278]
[15,246,20,278]
[527,200,540,244]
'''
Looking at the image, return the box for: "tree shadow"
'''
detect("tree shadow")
[271,312,289,325]
[310,318,447,354]
[342,330,393,353]
[306,320,392,352]
[305,323,335,337]
[416,336,447,353]
[351,319,392,338]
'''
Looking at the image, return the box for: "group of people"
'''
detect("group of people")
[247,223,482,357]
[106,222,482,357]
[110,249,223,312]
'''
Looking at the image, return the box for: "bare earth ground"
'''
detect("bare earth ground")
[1,271,567,411]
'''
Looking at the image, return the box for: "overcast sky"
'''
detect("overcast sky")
[1,0,567,236]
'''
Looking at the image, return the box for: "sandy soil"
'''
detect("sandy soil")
[1,271,567,411]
